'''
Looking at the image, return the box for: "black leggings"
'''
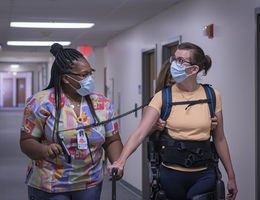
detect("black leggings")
[159,164,216,200]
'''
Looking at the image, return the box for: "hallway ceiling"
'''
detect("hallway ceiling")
[0,0,180,53]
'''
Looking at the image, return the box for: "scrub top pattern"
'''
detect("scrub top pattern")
[21,88,119,192]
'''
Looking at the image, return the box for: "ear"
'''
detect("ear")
[62,74,70,84]
[191,65,200,74]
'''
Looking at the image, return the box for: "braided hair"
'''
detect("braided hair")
[46,43,99,141]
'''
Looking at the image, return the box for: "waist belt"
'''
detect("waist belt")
[160,134,216,168]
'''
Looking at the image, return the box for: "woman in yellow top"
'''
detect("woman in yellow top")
[108,42,237,200]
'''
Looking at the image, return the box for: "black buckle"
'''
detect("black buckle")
[177,142,186,151]
[184,154,195,168]
[195,148,204,156]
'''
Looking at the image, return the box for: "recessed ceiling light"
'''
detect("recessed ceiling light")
[10,22,95,29]
[7,41,71,46]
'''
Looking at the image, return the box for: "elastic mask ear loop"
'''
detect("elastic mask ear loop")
[65,75,79,91]
[66,74,78,82]
[185,65,196,77]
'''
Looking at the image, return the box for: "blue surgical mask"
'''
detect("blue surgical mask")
[67,75,95,96]
[170,61,193,83]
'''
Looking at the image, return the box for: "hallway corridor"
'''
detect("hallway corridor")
[0,110,142,200]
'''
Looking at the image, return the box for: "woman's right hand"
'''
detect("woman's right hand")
[42,143,63,160]
[107,160,124,180]
[150,118,166,132]
[154,118,166,131]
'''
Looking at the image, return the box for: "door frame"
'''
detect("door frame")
[255,7,260,200]
[142,47,156,200]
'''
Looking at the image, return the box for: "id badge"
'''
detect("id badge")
[77,129,88,149]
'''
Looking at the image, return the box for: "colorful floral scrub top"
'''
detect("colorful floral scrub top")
[21,88,119,192]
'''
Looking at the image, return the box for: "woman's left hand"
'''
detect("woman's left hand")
[211,116,218,130]
[226,178,238,200]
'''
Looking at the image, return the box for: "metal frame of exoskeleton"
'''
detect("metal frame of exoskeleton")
[147,84,225,200]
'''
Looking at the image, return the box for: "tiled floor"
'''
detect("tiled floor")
[0,111,142,200]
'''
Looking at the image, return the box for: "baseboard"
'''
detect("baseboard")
[118,179,142,199]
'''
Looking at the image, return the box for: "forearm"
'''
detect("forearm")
[111,106,159,166]
[214,111,236,180]
[117,129,146,165]
[105,139,123,163]
[214,137,235,180]
[20,138,46,160]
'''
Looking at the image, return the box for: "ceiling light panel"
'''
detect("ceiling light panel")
[11,64,19,69]
[7,41,71,46]
[10,22,95,28]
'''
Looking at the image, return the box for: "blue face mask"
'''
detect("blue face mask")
[67,75,95,96]
[170,61,193,83]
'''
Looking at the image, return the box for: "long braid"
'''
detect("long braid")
[53,76,62,142]
[46,43,85,140]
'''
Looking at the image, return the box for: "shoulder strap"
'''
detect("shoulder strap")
[160,84,215,120]
[160,86,172,120]
[202,84,216,118]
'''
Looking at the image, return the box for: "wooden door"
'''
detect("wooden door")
[3,78,13,107]
[149,52,155,97]
[16,78,26,107]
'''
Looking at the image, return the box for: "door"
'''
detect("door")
[162,41,178,63]
[142,50,156,103]
[16,78,26,107]
[3,78,13,107]
[149,52,155,97]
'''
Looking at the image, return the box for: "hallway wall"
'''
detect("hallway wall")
[104,0,256,199]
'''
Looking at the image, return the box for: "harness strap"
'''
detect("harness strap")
[161,84,216,118]
[170,99,211,110]
[161,138,214,168]
[58,102,148,133]
[202,84,216,118]
[159,84,219,169]
[161,87,172,120]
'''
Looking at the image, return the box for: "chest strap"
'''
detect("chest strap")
[170,99,212,110]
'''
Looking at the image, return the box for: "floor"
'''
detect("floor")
[0,110,142,200]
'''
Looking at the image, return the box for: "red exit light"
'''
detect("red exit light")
[80,46,92,56]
